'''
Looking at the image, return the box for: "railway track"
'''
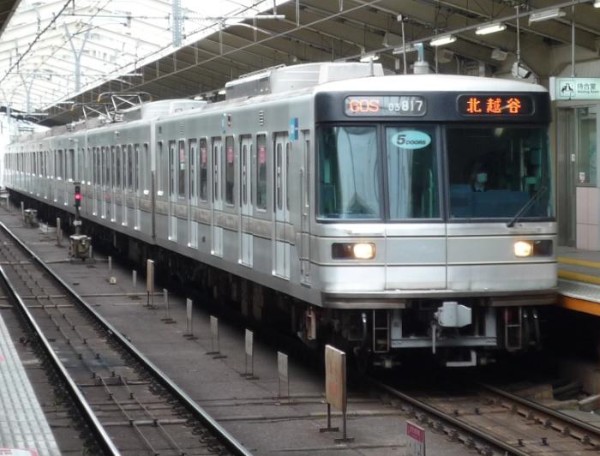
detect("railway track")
[0,220,253,456]
[372,375,600,456]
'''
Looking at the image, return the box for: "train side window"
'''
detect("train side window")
[240,136,250,206]
[106,146,111,187]
[115,146,122,189]
[212,138,220,202]
[178,140,186,198]
[286,141,291,211]
[96,147,102,185]
[92,148,96,184]
[68,148,74,181]
[168,140,176,196]
[56,149,63,180]
[256,134,267,211]
[127,145,133,190]
[133,144,139,193]
[199,138,208,202]
[276,142,283,210]
[157,141,165,196]
[82,147,88,183]
[225,136,235,205]
[142,143,149,194]
[189,139,197,200]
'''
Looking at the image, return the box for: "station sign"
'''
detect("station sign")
[550,77,600,100]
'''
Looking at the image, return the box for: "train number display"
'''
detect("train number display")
[345,95,426,117]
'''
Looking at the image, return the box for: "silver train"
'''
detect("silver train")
[4,62,557,367]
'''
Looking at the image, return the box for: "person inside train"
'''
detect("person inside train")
[469,161,489,192]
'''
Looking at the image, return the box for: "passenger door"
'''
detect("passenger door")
[273,133,290,279]
[168,140,178,241]
[240,136,253,267]
[133,144,141,230]
[122,145,129,225]
[211,137,223,257]
[188,139,198,248]
[300,131,311,285]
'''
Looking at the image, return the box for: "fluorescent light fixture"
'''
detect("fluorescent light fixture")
[360,52,379,62]
[595,0,600,7]
[475,22,506,35]
[528,8,566,23]
[430,34,456,47]
[392,44,418,54]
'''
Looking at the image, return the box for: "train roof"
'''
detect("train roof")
[314,72,548,94]
[224,62,385,100]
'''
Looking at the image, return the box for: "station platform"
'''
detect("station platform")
[558,246,600,316]
[0,312,60,455]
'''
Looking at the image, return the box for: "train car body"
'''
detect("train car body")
[4,62,557,367]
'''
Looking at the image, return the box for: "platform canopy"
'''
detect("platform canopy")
[0,0,287,120]
[0,0,598,126]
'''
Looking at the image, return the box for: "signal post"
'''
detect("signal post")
[69,182,91,261]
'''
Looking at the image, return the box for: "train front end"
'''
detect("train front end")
[311,75,556,367]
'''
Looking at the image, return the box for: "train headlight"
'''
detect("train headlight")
[332,242,376,260]
[353,243,376,259]
[514,241,533,257]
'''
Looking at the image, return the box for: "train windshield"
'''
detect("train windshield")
[317,126,383,219]
[447,126,552,220]
[316,124,552,222]
[386,126,439,219]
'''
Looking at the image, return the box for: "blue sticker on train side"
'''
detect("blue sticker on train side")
[391,130,431,149]
[289,117,299,141]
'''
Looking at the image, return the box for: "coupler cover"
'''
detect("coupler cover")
[435,301,472,328]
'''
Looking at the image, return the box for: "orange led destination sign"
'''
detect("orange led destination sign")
[458,94,533,116]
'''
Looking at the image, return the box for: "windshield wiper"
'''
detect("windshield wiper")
[506,186,547,228]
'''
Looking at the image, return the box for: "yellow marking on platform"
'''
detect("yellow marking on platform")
[558,295,600,316]
[558,270,600,286]
[558,256,600,269]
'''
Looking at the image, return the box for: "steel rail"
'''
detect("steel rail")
[0,220,254,456]
[0,265,121,455]
[370,377,530,456]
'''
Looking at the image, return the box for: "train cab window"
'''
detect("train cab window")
[447,126,553,219]
[386,126,439,219]
[256,134,268,210]
[199,138,208,201]
[225,136,234,205]
[317,126,381,220]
